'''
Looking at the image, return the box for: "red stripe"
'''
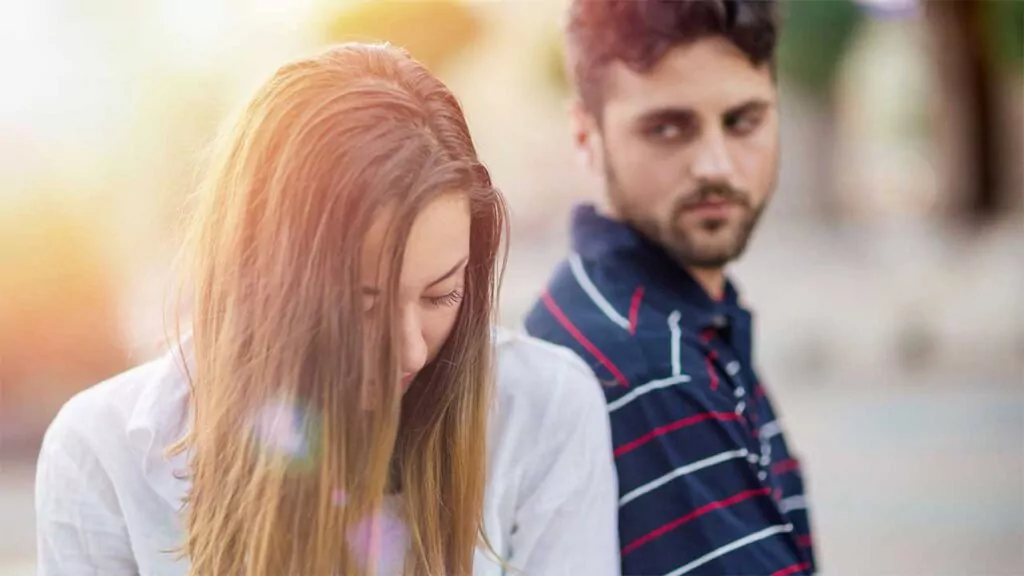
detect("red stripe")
[771,562,811,576]
[627,286,644,335]
[797,534,813,548]
[621,488,772,555]
[772,459,800,475]
[614,412,741,457]
[541,291,630,387]
[705,355,719,391]
[701,331,720,391]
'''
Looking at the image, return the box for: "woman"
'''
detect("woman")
[35,43,619,576]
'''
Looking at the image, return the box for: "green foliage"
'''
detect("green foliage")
[981,0,1024,75]
[776,0,864,97]
[542,30,570,95]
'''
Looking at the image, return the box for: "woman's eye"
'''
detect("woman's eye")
[425,288,464,309]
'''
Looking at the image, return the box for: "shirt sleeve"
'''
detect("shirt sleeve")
[35,410,139,575]
[506,358,621,576]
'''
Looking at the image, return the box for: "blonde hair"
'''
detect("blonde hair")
[172,43,508,575]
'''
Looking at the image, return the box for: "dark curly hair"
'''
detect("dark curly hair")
[565,0,780,114]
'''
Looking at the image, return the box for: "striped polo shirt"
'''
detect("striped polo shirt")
[525,205,816,576]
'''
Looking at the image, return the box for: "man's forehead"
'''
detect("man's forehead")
[601,37,775,118]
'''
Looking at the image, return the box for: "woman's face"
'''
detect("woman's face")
[361,194,470,391]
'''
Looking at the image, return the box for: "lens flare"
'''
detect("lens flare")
[346,501,409,574]
[251,398,318,471]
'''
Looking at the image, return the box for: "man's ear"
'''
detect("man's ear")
[567,99,604,175]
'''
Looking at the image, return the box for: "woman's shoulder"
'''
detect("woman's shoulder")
[41,346,189,466]
[494,327,600,390]
[492,328,608,437]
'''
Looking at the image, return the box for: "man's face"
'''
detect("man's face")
[575,36,779,269]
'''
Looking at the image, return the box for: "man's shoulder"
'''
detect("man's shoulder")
[524,256,642,340]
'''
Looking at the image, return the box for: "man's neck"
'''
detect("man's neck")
[595,204,728,301]
[686,266,727,302]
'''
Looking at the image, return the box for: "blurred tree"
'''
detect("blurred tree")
[322,0,484,72]
[541,31,569,97]
[981,0,1024,76]
[0,198,128,449]
[777,0,864,100]
[927,0,1020,222]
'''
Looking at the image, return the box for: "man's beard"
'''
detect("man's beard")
[605,165,765,270]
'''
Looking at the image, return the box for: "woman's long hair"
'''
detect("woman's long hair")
[172,43,508,576]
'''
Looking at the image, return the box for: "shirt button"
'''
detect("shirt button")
[711,315,728,329]
[758,470,768,481]
[726,361,741,376]
[735,401,746,415]
[734,386,745,398]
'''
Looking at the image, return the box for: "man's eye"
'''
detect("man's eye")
[727,111,763,136]
[647,123,683,141]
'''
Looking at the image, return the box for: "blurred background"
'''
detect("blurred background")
[1,0,1021,573]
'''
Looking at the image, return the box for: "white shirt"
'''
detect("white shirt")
[35,329,620,576]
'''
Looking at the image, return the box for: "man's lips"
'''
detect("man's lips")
[681,200,739,219]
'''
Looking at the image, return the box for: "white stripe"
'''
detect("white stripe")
[663,524,794,576]
[619,449,748,507]
[608,374,690,413]
[760,420,781,440]
[780,495,807,514]
[568,253,630,330]
[668,311,682,376]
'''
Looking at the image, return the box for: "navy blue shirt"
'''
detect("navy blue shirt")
[526,205,816,576]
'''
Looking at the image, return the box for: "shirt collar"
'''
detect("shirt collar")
[570,203,746,330]
[125,336,193,510]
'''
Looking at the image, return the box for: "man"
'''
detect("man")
[525,1,816,574]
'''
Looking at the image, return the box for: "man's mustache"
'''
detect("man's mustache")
[675,185,751,211]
